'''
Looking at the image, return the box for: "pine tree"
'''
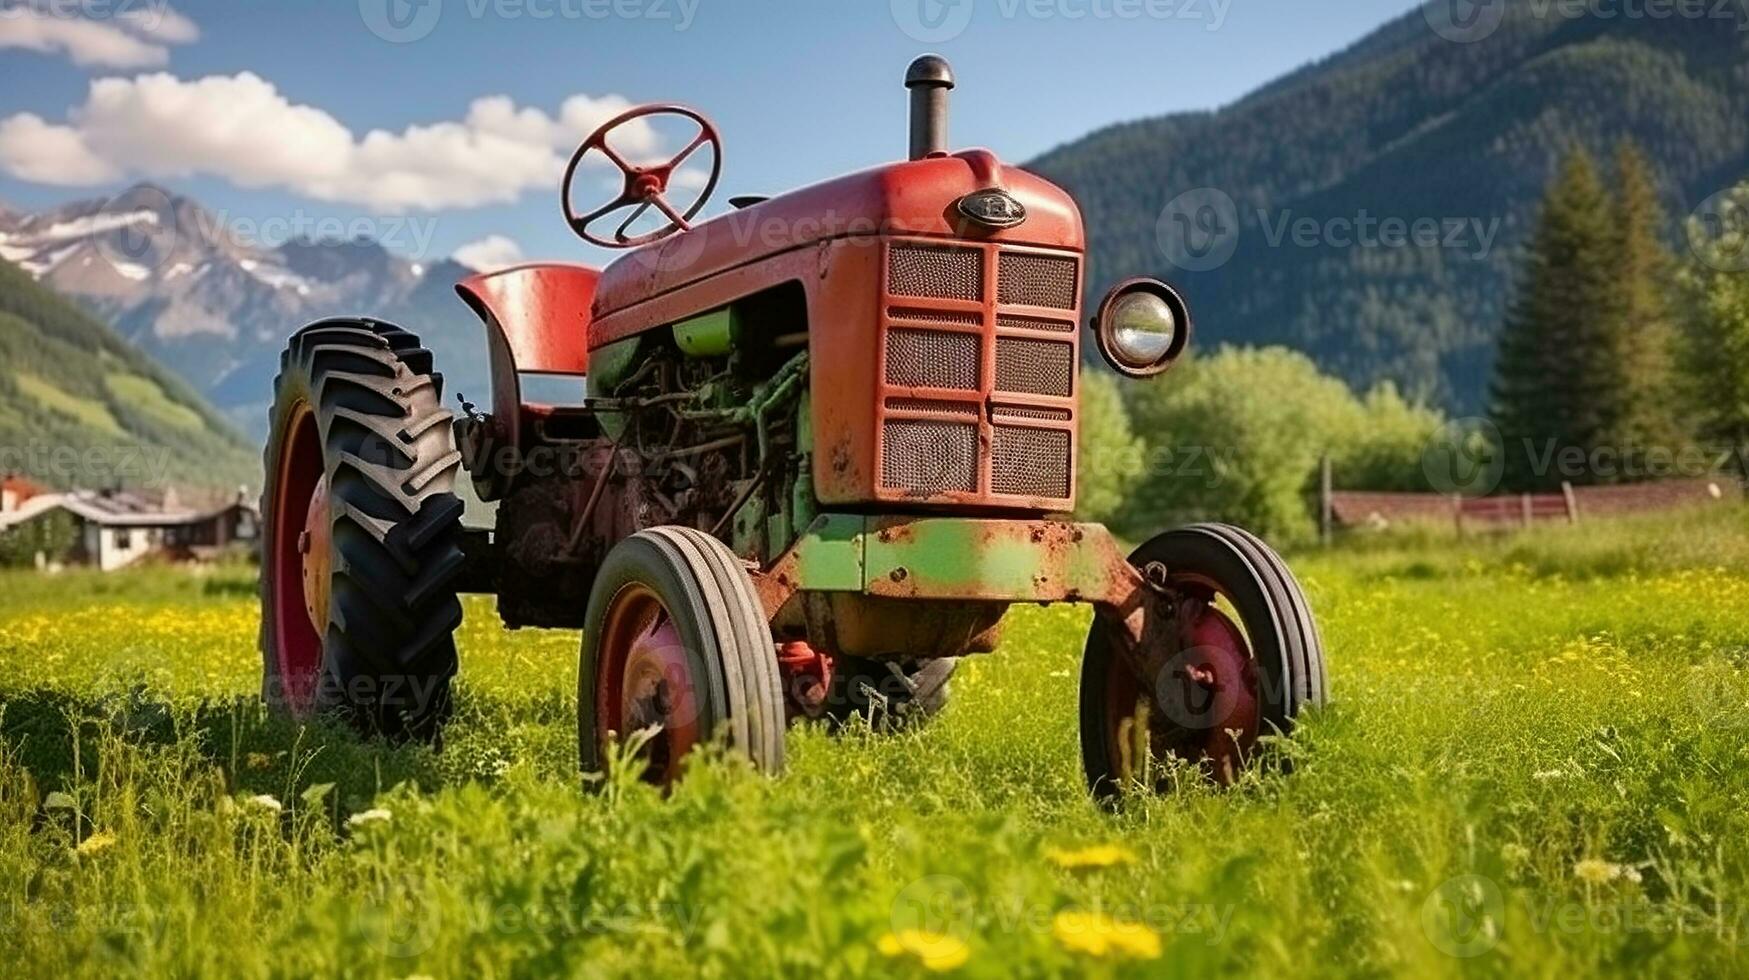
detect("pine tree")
[1608,142,1689,475]
[1491,150,1629,491]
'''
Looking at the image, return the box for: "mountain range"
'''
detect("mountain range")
[3,0,1749,448]
[0,185,488,439]
[1030,0,1749,409]
[0,255,257,491]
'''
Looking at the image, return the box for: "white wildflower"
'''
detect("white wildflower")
[347,808,392,829]
[246,794,283,813]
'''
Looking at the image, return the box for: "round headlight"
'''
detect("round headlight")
[1092,279,1192,378]
[1108,291,1178,366]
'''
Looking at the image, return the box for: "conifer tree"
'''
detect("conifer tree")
[1491,150,1628,491]
[1608,142,1688,472]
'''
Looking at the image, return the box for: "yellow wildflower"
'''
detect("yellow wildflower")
[877,930,970,973]
[1045,844,1136,871]
[1052,911,1162,960]
[75,829,118,857]
[245,752,274,770]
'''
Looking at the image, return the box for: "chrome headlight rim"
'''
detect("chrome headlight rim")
[1091,277,1192,379]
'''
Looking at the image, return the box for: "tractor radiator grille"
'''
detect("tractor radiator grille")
[997,314,1075,333]
[888,245,983,301]
[885,330,980,390]
[991,405,1072,423]
[877,241,1081,504]
[998,253,1078,309]
[992,426,1071,498]
[995,338,1075,398]
[880,420,979,495]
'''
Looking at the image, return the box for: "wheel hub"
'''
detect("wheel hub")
[598,587,701,785]
[1105,595,1261,787]
[300,474,332,635]
[1164,603,1260,783]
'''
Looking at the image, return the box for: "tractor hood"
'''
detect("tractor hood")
[591,149,1084,320]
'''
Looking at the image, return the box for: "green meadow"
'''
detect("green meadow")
[2,507,1747,977]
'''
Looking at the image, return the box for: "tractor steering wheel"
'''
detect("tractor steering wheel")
[561,104,723,249]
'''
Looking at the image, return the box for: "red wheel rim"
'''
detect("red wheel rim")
[269,402,325,714]
[1104,574,1261,786]
[594,583,703,785]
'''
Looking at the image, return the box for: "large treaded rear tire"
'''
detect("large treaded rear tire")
[260,317,465,740]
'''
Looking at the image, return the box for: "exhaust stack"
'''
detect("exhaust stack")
[906,55,955,161]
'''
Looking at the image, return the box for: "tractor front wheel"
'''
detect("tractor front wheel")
[579,527,786,784]
[260,318,465,740]
[1080,523,1325,796]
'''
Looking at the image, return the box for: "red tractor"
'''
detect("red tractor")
[260,57,1326,796]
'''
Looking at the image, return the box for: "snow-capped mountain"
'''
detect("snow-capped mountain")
[0,183,488,437]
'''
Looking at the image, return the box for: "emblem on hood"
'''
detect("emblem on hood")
[956,189,1027,230]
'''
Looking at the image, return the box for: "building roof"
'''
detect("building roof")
[0,493,66,531]
[0,489,257,531]
[56,490,200,527]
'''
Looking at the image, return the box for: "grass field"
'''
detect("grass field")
[2,507,1748,977]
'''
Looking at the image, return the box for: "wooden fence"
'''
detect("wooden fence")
[1322,477,1740,540]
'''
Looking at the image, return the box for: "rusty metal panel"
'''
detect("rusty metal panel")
[861,517,1135,604]
[759,515,1138,610]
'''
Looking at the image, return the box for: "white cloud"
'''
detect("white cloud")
[0,4,199,68]
[453,234,525,273]
[119,7,199,44]
[0,112,119,183]
[0,71,657,212]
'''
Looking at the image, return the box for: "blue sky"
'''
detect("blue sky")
[0,0,1421,268]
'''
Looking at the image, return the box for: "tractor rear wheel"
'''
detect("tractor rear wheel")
[823,657,955,731]
[1080,523,1325,797]
[260,318,465,740]
[579,527,786,784]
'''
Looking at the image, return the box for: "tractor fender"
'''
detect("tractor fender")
[454,261,598,445]
[454,264,598,497]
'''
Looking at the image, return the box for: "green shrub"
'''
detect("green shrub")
[0,509,78,568]
[1121,347,1445,542]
